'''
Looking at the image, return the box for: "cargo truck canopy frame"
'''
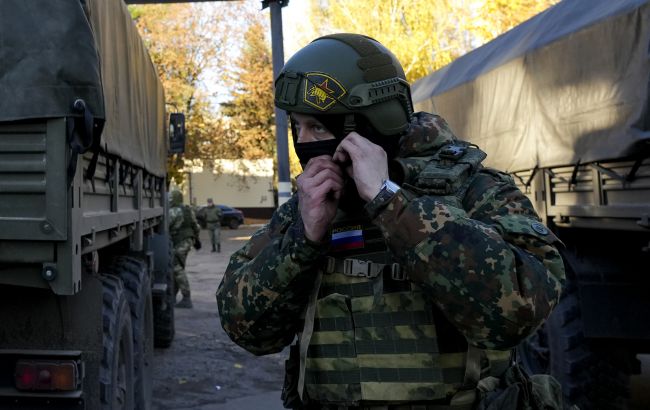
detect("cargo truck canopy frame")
[412,0,650,173]
[0,0,168,176]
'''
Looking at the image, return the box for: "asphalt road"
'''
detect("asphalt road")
[152,225,286,410]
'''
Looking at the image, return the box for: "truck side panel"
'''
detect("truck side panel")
[0,119,79,294]
[0,119,68,242]
[513,158,650,231]
[0,118,166,296]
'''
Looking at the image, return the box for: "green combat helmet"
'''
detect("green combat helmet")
[169,190,183,207]
[274,33,413,138]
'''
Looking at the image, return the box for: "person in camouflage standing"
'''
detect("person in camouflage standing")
[217,34,566,409]
[169,190,200,309]
[198,198,223,253]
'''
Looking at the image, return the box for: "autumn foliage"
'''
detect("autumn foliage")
[130,1,557,185]
[306,0,558,83]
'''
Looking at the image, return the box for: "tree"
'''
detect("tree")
[307,0,557,83]
[221,21,275,160]
[129,3,257,184]
[220,20,303,185]
[473,0,558,43]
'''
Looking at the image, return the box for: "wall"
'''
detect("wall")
[176,159,276,219]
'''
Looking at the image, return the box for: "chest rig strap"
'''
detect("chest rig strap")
[326,256,404,280]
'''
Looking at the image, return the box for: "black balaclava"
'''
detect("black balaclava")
[351,115,401,161]
[291,113,400,166]
[291,118,340,166]
[292,113,402,211]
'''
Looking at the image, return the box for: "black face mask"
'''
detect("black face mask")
[355,116,401,160]
[294,139,340,166]
[291,114,401,166]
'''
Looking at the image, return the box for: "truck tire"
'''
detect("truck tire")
[100,274,135,410]
[109,256,154,410]
[153,240,175,348]
[518,280,634,409]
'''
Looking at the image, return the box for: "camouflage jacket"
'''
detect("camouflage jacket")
[169,204,200,244]
[198,205,222,226]
[216,112,565,355]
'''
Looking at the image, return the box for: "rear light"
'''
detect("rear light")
[15,360,79,391]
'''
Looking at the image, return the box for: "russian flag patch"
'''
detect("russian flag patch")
[331,225,364,252]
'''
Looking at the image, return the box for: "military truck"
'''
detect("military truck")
[411,0,650,408]
[0,1,182,409]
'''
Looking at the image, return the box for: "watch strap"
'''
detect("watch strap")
[365,179,401,218]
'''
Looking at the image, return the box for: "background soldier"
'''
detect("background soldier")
[198,198,223,252]
[217,34,565,409]
[169,190,201,309]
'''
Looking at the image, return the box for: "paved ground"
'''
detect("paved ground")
[152,225,286,410]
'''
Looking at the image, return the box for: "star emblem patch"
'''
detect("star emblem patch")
[303,72,347,111]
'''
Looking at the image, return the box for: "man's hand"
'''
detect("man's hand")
[297,155,344,242]
[332,132,389,202]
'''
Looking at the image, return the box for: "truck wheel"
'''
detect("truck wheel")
[109,256,154,410]
[228,218,240,229]
[153,240,175,348]
[100,274,135,410]
[518,280,634,409]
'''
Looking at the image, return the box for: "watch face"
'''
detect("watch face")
[376,179,400,203]
[383,179,400,194]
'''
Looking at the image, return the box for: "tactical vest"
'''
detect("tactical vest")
[299,143,511,407]
[393,141,487,197]
[171,205,196,243]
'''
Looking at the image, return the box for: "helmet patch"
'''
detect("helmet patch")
[303,72,346,111]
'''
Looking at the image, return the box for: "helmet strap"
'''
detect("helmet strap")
[343,114,356,135]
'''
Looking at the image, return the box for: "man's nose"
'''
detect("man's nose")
[297,129,314,143]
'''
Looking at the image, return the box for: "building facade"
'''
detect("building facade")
[176,159,276,220]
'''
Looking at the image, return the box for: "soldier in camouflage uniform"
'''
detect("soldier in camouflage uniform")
[216,34,565,409]
[198,198,223,252]
[169,190,200,309]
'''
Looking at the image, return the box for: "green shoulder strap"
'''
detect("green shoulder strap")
[449,344,481,406]
[298,270,323,400]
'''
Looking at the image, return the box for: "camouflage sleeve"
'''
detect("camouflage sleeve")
[169,206,183,233]
[196,207,205,221]
[189,207,200,237]
[216,196,328,355]
[366,169,565,350]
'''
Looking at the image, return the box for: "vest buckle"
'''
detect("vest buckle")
[389,263,405,281]
[343,258,382,278]
[440,144,466,160]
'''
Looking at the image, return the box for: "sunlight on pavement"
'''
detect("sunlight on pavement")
[231,236,252,241]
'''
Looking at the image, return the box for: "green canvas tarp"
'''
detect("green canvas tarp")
[0,0,168,176]
[411,0,650,173]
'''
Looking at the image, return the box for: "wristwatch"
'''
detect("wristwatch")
[373,179,401,204]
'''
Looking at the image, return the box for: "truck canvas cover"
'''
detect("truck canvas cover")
[0,0,168,176]
[412,0,650,173]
